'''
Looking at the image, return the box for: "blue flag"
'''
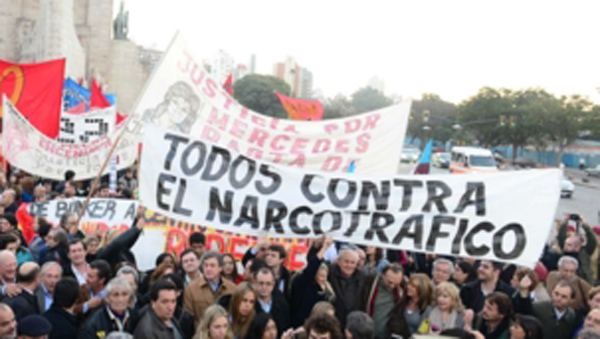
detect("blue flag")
[413,139,433,174]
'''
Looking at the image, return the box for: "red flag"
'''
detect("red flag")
[90,78,110,108]
[275,92,324,121]
[0,59,65,138]
[116,112,127,124]
[16,203,35,244]
[223,74,233,96]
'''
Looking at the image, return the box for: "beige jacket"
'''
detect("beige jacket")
[546,271,591,311]
[183,276,236,325]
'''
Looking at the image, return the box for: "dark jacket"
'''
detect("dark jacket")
[385,293,412,339]
[290,256,333,328]
[96,221,142,267]
[460,279,531,314]
[558,222,597,284]
[255,290,291,337]
[40,244,69,267]
[43,306,79,339]
[78,306,136,339]
[4,289,40,321]
[532,301,577,339]
[133,307,183,339]
[328,264,366,328]
[133,304,194,339]
[35,285,49,313]
[474,314,510,339]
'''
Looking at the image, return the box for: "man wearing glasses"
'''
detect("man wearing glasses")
[253,267,290,337]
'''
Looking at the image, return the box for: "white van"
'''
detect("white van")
[449,147,498,174]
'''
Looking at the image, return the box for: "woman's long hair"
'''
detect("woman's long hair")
[244,313,274,339]
[229,282,256,339]
[316,263,336,302]
[222,253,241,283]
[193,305,233,339]
[513,314,544,339]
[408,273,434,312]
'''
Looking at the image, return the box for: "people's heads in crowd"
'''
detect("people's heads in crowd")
[33,185,46,202]
[202,251,223,283]
[195,304,232,339]
[246,313,277,339]
[0,214,17,234]
[0,250,17,282]
[20,176,34,193]
[189,232,206,258]
[87,259,112,291]
[453,260,476,285]
[64,181,76,198]
[46,228,69,249]
[432,258,453,285]
[17,262,40,287]
[381,264,403,291]
[337,246,359,278]
[252,267,276,301]
[0,303,16,339]
[356,248,366,270]
[304,313,343,339]
[578,328,600,339]
[155,252,175,268]
[150,260,176,287]
[564,235,583,252]
[1,190,15,207]
[68,239,87,266]
[584,309,600,331]
[99,183,110,198]
[222,253,239,281]
[150,279,178,323]
[40,261,62,294]
[229,282,256,338]
[64,170,76,182]
[53,277,80,310]
[407,273,434,311]
[557,256,579,283]
[116,265,139,294]
[36,218,51,239]
[477,260,502,283]
[315,263,329,287]
[511,268,539,293]
[589,287,600,310]
[435,282,464,313]
[180,249,201,276]
[552,282,575,311]
[482,292,513,324]
[265,244,286,269]
[60,212,79,234]
[310,301,336,318]
[365,246,384,264]
[162,273,185,301]
[509,314,543,339]
[17,314,52,338]
[0,233,19,253]
[247,258,268,283]
[84,236,100,256]
[105,277,134,315]
[345,311,374,339]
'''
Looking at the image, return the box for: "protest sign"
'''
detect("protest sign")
[125,33,410,175]
[140,124,561,267]
[58,107,116,144]
[27,198,138,233]
[2,97,137,180]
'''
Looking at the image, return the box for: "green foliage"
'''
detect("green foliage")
[351,87,393,114]
[233,74,291,119]
[408,93,458,147]
[323,94,355,120]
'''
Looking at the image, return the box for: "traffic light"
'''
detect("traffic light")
[410,111,414,120]
[509,116,517,127]
[423,110,430,123]
[500,115,506,127]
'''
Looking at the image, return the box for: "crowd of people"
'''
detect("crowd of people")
[0,170,599,339]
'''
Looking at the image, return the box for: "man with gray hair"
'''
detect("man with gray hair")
[578,328,600,339]
[547,255,591,311]
[1,189,17,214]
[432,258,454,287]
[329,246,366,328]
[36,261,62,312]
[117,266,143,308]
[346,311,374,339]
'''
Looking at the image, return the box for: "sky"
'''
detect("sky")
[114,0,600,104]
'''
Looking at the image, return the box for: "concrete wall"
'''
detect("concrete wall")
[109,40,146,114]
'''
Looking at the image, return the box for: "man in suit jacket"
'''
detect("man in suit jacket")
[35,262,63,312]
[252,267,290,337]
[532,282,578,339]
[4,262,41,321]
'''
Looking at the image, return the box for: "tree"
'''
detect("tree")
[408,93,458,148]
[351,87,393,114]
[323,94,355,119]
[233,74,291,119]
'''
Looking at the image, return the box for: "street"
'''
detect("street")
[398,163,600,226]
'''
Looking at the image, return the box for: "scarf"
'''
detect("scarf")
[428,306,458,332]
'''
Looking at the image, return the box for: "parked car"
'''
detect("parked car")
[585,165,600,177]
[561,174,574,198]
[432,152,451,168]
[401,148,421,163]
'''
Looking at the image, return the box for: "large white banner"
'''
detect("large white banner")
[58,108,116,144]
[28,198,138,228]
[125,34,410,175]
[140,125,561,266]
[2,98,138,180]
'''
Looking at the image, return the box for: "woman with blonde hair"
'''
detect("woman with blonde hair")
[193,304,233,339]
[425,282,467,333]
[404,273,434,334]
[229,282,256,339]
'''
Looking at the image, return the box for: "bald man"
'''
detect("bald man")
[0,250,20,298]
[4,262,41,321]
[0,303,16,338]
[1,189,17,214]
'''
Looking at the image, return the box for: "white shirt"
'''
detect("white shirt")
[554,307,567,320]
[72,264,88,286]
